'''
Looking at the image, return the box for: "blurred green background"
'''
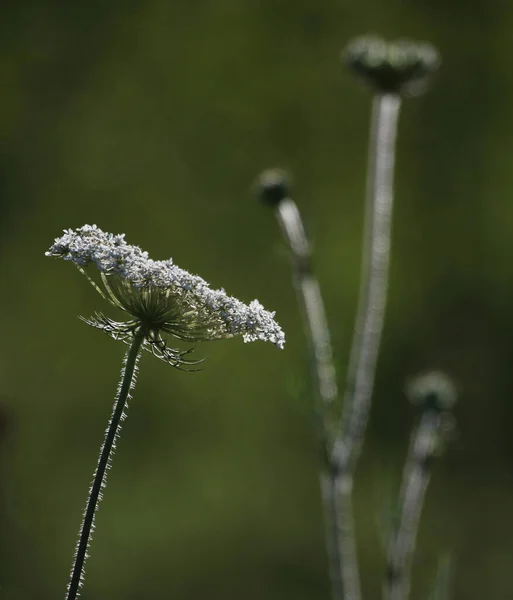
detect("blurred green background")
[2,0,513,598]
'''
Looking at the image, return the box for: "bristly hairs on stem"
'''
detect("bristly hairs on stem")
[255,35,440,600]
[385,372,457,600]
[334,31,443,473]
[46,225,286,599]
[256,168,357,600]
[66,331,144,600]
[330,34,440,576]
[333,90,401,476]
[256,169,337,427]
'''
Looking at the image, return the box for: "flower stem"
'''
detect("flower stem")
[385,409,442,600]
[65,330,144,600]
[321,469,360,600]
[323,91,401,600]
[336,92,401,470]
[275,199,338,429]
[275,198,348,600]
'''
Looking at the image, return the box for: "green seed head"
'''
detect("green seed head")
[255,168,291,207]
[406,371,457,412]
[344,35,440,95]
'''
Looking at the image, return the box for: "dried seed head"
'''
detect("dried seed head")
[344,35,440,95]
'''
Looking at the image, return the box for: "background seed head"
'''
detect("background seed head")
[344,35,440,95]
[255,168,291,207]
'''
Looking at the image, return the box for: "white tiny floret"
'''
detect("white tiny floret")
[46,224,285,349]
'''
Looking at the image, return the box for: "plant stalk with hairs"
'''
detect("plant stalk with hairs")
[386,373,457,600]
[257,35,444,600]
[46,225,285,600]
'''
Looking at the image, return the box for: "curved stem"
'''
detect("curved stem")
[276,199,338,426]
[276,199,349,600]
[65,331,144,600]
[385,410,441,600]
[335,92,402,471]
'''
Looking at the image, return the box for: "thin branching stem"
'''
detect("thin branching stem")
[65,330,144,600]
[275,199,351,600]
[385,409,442,600]
[268,90,401,600]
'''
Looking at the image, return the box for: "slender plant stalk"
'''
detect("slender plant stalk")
[429,554,454,600]
[275,198,355,600]
[275,198,338,424]
[336,92,401,468]
[320,91,401,600]
[385,409,442,600]
[321,467,360,600]
[65,330,144,600]
[265,89,401,600]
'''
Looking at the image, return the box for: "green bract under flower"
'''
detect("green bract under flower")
[46,225,285,367]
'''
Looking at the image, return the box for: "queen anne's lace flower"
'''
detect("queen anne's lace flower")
[46,225,285,367]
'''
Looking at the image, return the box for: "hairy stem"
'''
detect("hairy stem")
[321,470,361,600]
[318,91,401,600]
[276,199,351,600]
[276,199,338,427]
[385,410,442,600]
[65,331,144,600]
[336,92,401,471]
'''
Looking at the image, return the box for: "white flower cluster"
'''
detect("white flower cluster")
[46,225,285,349]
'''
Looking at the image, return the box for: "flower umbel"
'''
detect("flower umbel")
[46,225,285,367]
